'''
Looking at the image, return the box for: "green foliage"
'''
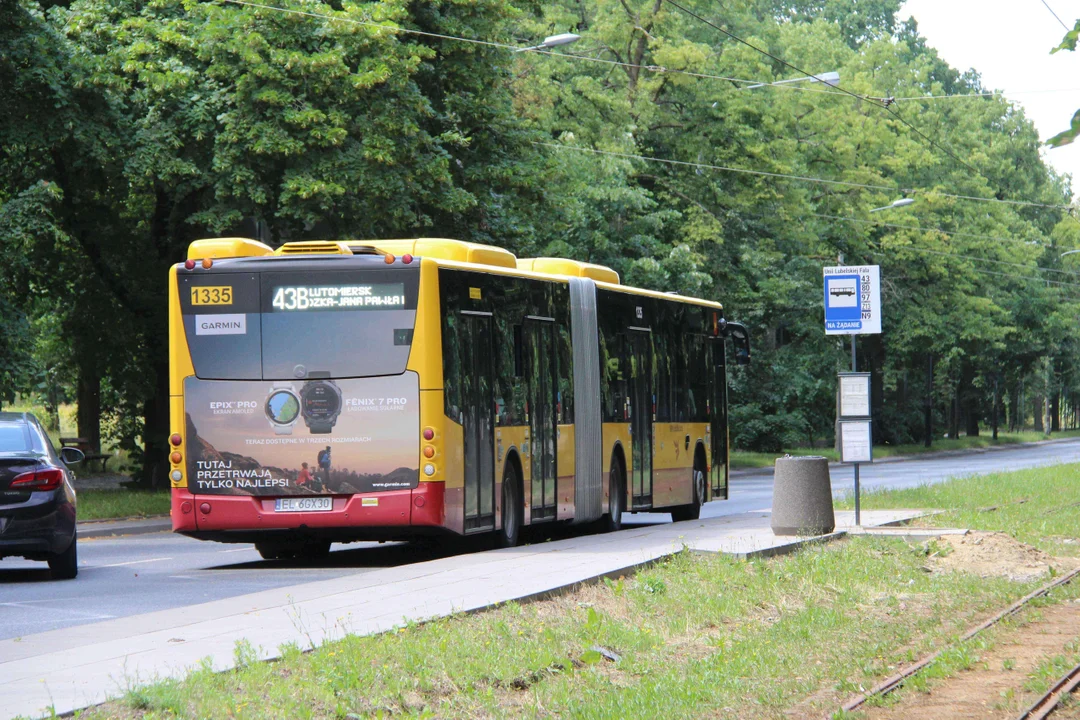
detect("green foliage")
[1,0,1078,458]
[1048,19,1080,146]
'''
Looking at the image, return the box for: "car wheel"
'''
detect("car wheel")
[601,460,625,533]
[496,463,522,548]
[48,537,78,580]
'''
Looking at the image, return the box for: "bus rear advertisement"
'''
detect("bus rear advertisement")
[167,238,749,559]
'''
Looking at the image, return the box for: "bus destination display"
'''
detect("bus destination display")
[271,283,406,312]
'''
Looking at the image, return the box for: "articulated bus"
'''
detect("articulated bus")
[168,238,750,558]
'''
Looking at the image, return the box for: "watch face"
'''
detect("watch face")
[266,390,301,425]
[303,382,341,419]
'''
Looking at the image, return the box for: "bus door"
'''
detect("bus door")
[628,329,653,508]
[524,318,557,521]
[708,338,728,499]
[461,311,496,532]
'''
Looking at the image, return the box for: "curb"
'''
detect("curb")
[730,435,1080,478]
[78,517,172,539]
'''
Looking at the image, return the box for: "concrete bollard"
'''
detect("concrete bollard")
[771,455,835,536]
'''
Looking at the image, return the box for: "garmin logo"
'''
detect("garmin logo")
[195,314,246,336]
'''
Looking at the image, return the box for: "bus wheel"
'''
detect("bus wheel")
[299,540,331,560]
[672,458,706,523]
[496,464,522,548]
[601,461,625,533]
[255,542,288,560]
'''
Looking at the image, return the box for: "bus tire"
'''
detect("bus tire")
[671,454,706,523]
[255,542,288,560]
[496,463,522,548]
[601,459,625,533]
[299,540,331,559]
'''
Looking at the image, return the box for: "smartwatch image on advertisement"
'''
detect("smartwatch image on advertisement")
[266,382,301,435]
[301,374,342,434]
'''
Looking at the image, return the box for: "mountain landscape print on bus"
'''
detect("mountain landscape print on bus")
[182,374,419,496]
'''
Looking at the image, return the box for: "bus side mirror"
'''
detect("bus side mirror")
[723,322,751,366]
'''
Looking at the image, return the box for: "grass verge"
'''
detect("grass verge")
[730,429,1080,469]
[61,463,1080,720]
[77,489,170,521]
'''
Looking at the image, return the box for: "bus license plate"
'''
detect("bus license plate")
[275,497,332,513]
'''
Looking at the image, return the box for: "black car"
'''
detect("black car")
[0,412,83,579]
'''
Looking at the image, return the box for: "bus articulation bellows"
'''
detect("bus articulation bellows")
[167,237,749,558]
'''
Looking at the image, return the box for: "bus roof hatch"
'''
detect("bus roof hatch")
[516,258,620,285]
[345,239,518,269]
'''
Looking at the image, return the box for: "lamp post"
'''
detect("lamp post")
[1061,249,1080,259]
[515,33,581,53]
[870,198,915,213]
[744,70,840,90]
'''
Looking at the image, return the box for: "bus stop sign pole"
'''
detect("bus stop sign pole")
[826,265,880,529]
[851,337,859,527]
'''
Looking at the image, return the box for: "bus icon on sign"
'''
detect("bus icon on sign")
[824,274,862,330]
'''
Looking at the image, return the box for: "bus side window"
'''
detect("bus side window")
[557,323,573,424]
[443,312,461,421]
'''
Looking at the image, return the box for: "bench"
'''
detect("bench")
[59,437,112,473]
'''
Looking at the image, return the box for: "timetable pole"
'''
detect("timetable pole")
[851,335,859,526]
[854,462,861,527]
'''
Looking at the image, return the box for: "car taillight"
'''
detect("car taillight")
[11,468,64,491]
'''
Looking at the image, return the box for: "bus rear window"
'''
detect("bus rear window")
[180,267,419,380]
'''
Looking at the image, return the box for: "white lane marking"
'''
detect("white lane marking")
[94,556,173,568]
[218,547,255,553]
[0,602,116,620]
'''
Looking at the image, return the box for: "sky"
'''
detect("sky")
[900,0,1080,201]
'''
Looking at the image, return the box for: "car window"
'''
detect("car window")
[0,423,32,453]
[27,419,54,456]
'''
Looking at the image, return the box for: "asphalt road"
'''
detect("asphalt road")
[2,438,1079,640]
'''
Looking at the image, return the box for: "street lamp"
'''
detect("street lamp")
[744,70,840,90]
[515,33,581,53]
[1061,249,1080,258]
[870,198,915,213]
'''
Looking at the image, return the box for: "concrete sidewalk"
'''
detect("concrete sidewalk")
[78,516,171,539]
[0,508,921,720]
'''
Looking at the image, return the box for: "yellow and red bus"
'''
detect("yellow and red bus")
[167,238,749,558]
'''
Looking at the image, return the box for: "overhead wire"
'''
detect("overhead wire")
[1039,0,1072,31]
[804,212,1080,280]
[747,208,1080,286]
[536,142,1074,210]
[219,0,853,96]
[221,0,1075,215]
[893,87,1080,102]
[664,0,996,184]
[868,251,1080,292]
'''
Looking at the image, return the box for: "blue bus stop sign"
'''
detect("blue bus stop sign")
[824,265,881,335]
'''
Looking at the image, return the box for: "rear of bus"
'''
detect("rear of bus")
[167,239,445,545]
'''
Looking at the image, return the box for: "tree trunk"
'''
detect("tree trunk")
[923,352,933,448]
[992,379,999,440]
[76,370,101,454]
[949,385,960,440]
[1051,392,1061,432]
[1034,397,1044,432]
[137,358,170,489]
